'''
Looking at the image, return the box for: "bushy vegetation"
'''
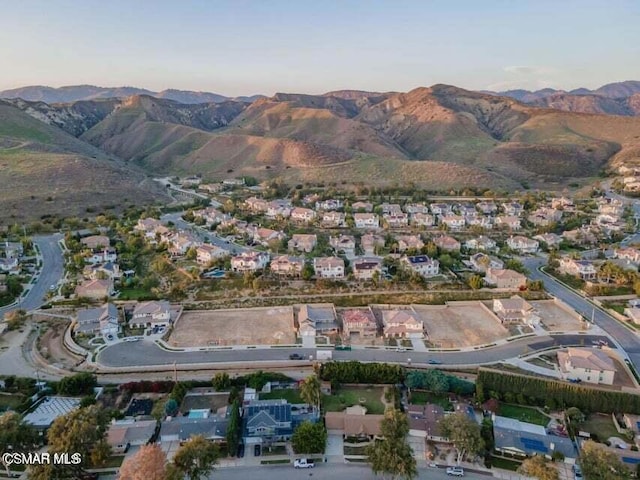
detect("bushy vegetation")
[320,361,404,385]
[405,370,474,395]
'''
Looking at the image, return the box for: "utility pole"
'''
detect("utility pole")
[173,361,178,383]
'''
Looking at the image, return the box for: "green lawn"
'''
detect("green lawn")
[490,456,522,471]
[499,404,550,426]
[409,391,452,410]
[260,389,303,404]
[323,387,385,414]
[261,445,288,456]
[581,414,620,442]
[118,287,156,300]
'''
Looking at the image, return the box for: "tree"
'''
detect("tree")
[212,372,231,391]
[439,412,484,464]
[299,374,322,408]
[56,372,97,396]
[518,455,559,480]
[165,398,179,416]
[226,400,241,456]
[119,444,169,480]
[468,274,483,290]
[366,408,417,480]
[172,434,219,480]
[291,421,327,454]
[581,440,630,479]
[0,412,38,476]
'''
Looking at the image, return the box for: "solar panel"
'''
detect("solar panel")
[622,457,640,465]
[520,437,548,453]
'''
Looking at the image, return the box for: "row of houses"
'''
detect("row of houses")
[74,301,175,337]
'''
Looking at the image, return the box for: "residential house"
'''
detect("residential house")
[194,207,230,226]
[615,247,640,265]
[457,203,477,218]
[558,347,616,385]
[196,244,228,265]
[493,297,534,324]
[81,235,110,250]
[160,414,228,444]
[352,257,383,281]
[341,308,378,337]
[477,201,498,214]
[86,247,117,265]
[168,232,199,256]
[501,202,524,216]
[495,215,522,230]
[270,255,304,277]
[396,235,424,252]
[290,207,316,223]
[86,262,121,280]
[298,304,339,334]
[351,201,373,212]
[381,309,424,338]
[402,255,440,278]
[466,216,493,229]
[433,235,461,252]
[251,227,285,246]
[411,212,435,227]
[558,257,597,280]
[528,207,562,226]
[354,213,380,229]
[313,257,345,279]
[469,253,504,273]
[1,241,23,259]
[506,236,539,254]
[441,215,466,230]
[330,235,356,256]
[429,203,452,216]
[493,415,576,460]
[325,405,383,440]
[0,257,19,273]
[485,268,526,289]
[130,301,171,328]
[407,404,448,442]
[383,212,409,228]
[231,252,270,272]
[562,227,598,246]
[288,234,317,253]
[75,303,119,336]
[551,197,575,210]
[464,236,497,252]
[266,200,292,219]
[245,196,269,213]
[75,278,113,300]
[404,203,429,214]
[322,211,346,227]
[134,218,165,239]
[598,198,624,216]
[380,203,402,214]
[107,419,157,454]
[315,199,343,211]
[533,233,562,249]
[361,234,385,256]
[242,399,319,444]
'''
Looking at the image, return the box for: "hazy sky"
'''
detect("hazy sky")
[1,0,638,95]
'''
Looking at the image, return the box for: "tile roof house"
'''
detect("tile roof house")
[107,419,157,454]
[245,196,269,212]
[383,212,409,228]
[251,227,285,246]
[615,247,640,265]
[75,303,119,336]
[75,278,113,300]
[404,203,430,214]
[196,244,229,264]
[493,415,576,460]
[407,404,447,441]
[506,236,539,254]
[411,212,435,227]
[354,213,380,229]
[396,235,424,252]
[469,253,504,273]
[433,235,461,252]
[401,255,440,278]
[558,347,616,385]
[290,207,316,223]
[330,235,356,256]
[493,297,534,324]
[131,301,171,328]
[270,255,304,277]
[298,304,339,334]
[430,203,452,216]
[381,309,424,338]
[477,201,498,214]
[533,233,562,249]
[485,268,526,289]
[352,257,383,281]
[325,405,383,440]
[341,308,378,337]
[441,215,466,230]
[322,211,346,227]
[351,201,373,212]
[501,202,524,216]
[315,199,343,211]
[464,236,497,252]
[361,234,385,256]
[313,257,345,279]
[495,215,522,230]
[231,252,270,272]
[266,200,293,219]
[288,234,318,253]
[558,257,597,280]
[81,235,110,250]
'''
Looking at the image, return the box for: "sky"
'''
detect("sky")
[0,0,639,96]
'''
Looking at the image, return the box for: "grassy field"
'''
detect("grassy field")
[581,414,621,442]
[118,287,156,300]
[409,391,453,410]
[498,404,550,426]
[260,389,303,404]
[323,387,385,414]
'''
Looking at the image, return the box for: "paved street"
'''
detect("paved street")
[208,464,492,480]
[522,256,640,370]
[0,234,64,319]
[97,333,609,369]
[161,212,250,254]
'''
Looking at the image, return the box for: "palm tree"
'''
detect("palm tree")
[299,374,322,409]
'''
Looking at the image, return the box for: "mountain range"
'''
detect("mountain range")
[3,81,640,221]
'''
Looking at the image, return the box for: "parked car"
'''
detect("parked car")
[289,353,304,360]
[573,465,583,479]
[254,444,261,456]
[446,467,464,476]
[294,458,315,469]
[428,359,442,365]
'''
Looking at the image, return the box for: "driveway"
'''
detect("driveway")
[326,434,344,458]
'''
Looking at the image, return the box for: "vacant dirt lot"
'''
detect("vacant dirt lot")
[531,300,585,331]
[169,307,295,347]
[413,303,508,348]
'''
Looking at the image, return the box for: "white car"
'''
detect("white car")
[294,459,314,469]
[446,467,464,476]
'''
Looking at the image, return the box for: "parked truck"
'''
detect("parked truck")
[294,459,315,469]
